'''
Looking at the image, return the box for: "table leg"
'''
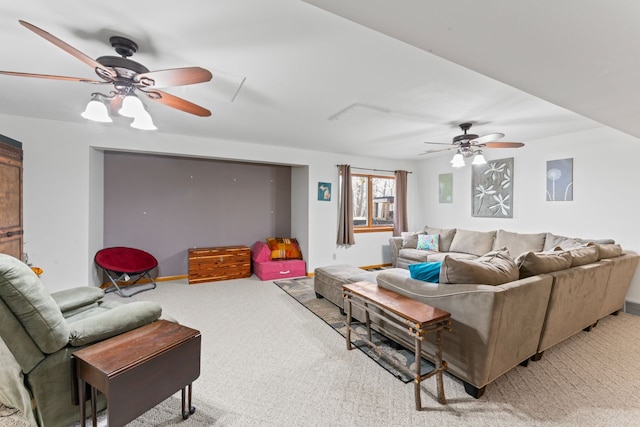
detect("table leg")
[414,335,422,411]
[91,386,97,426]
[435,327,447,405]
[78,379,86,427]
[188,383,195,415]
[364,303,372,341]
[345,296,353,351]
[182,384,196,419]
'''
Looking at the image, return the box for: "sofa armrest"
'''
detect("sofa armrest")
[376,268,553,388]
[388,237,403,267]
[68,301,162,346]
[50,287,105,317]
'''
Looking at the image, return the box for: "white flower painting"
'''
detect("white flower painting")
[472,157,514,218]
[546,158,573,201]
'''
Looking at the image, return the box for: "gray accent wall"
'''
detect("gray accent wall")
[103,151,291,277]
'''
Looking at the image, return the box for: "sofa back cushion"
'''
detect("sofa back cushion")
[493,229,546,258]
[0,254,69,354]
[439,248,518,285]
[424,227,457,252]
[543,233,584,251]
[0,297,45,373]
[587,242,622,260]
[448,228,496,256]
[400,231,425,249]
[568,245,600,267]
[515,250,572,278]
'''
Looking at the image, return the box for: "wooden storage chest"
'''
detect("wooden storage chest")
[188,245,251,284]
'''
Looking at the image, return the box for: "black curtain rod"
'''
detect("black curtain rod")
[336,165,412,174]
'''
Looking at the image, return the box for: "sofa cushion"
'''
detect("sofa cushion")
[254,259,306,281]
[494,229,546,258]
[400,231,425,249]
[68,301,162,346]
[417,234,439,251]
[313,264,368,289]
[425,252,478,262]
[543,233,584,251]
[265,237,303,260]
[0,254,70,354]
[449,228,496,256]
[398,248,432,263]
[251,241,272,262]
[424,227,457,252]
[587,242,623,260]
[515,250,572,278]
[439,248,518,285]
[50,287,104,315]
[408,261,442,282]
[568,245,600,267]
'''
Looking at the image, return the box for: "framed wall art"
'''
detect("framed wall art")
[318,182,331,201]
[439,173,453,203]
[546,158,573,201]
[471,157,513,218]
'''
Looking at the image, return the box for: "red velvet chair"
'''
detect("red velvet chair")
[94,247,158,297]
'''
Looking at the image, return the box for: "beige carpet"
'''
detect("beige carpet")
[4,275,640,426]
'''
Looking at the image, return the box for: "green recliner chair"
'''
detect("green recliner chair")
[0,253,164,426]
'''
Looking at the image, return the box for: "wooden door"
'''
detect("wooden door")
[0,135,23,260]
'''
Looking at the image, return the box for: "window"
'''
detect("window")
[352,174,395,232]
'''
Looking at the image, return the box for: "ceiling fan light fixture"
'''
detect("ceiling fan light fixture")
[472,152,487,165]
[81,98,112,123]
[119,93,146,118]
[451,153,465,168]
[130,111,157,131]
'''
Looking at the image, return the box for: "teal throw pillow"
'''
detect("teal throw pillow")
[408,261,442,282]
[417,234,439,251]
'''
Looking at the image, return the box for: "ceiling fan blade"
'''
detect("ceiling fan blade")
[135,67,213,88]
[473,133,504,144]
[18,20,116,79]
[483,142,525,148]
[0,70,105,84]
[423,141,455,146]
[140,89,211,117]
[420,146,458,155]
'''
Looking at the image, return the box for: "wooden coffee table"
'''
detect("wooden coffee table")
[72,320,201,426]
[342,281,451,410]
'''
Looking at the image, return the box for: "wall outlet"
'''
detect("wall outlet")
[332,253,336,260]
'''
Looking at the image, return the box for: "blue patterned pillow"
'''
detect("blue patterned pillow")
[417,234,439,251]
[408,261,442,282]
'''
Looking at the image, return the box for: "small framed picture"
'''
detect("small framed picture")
[546,158,573,201]
[318,182,331,201]
[439,173,453,203]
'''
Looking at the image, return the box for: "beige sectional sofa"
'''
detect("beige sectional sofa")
[314,227,639,398]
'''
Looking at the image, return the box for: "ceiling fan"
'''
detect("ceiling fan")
[420,122,524,167]
[0,20,213,128]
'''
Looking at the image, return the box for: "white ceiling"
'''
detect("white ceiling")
[0,0,631,160]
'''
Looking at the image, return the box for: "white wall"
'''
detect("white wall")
[0,114,415,292]
[5,113,639,303]
[416,125,640,303]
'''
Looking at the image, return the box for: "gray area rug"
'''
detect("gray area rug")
[273,276,434,383]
